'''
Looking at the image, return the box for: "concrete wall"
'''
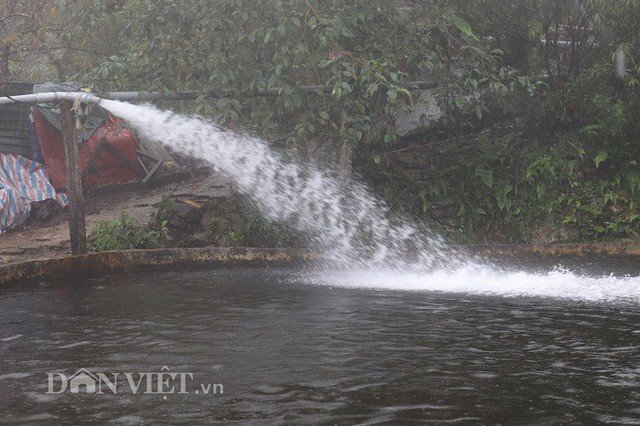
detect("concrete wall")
[0,247,319,286]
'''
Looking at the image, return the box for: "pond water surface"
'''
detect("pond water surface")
[1,266,639,424]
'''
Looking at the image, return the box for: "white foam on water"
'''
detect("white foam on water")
[58,340,92,349]
[99,100,640,303]
[0,334,24,342]
[0,372,31,381]
[300,267,640,302]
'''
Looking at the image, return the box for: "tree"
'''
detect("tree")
[0,0,128,83]
[78,0,512,172]
[0,0,53,81]
[458,0,640,87]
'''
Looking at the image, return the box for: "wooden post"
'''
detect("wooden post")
[60,100,87,255]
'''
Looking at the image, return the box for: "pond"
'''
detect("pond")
[1,265,639,424]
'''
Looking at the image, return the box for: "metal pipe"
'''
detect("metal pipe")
[0,91,102,106]
[0,80,438,106]
[0,90,196,106]
[100,90,199,102]
[99,80,437,102]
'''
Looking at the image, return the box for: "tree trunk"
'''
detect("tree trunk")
[0,44,11,81]
[337,110,352,179]
[297,139,309,163]
[338,142,353,179]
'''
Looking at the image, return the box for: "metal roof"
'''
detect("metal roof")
[0,82,34,158]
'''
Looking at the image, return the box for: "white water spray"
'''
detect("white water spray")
[101,99,468,271]
[100,100,640,302]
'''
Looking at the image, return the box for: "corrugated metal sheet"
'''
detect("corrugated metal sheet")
[0,82,34,158]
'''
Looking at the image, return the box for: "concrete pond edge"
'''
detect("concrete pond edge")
[2,241,640,286]
[0,247,319,286]
[467,241,640,257]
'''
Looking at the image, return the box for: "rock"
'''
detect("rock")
[184,231,211,248]
[526,223,578,244]
[395,89,442,136]
[167,202,202,229]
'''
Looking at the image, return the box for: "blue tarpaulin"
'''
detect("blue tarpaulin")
[0,153,67,233]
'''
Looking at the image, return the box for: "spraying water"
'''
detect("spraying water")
[101,99,467,271]
[100,100,640,302]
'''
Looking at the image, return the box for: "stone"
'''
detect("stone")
[167,202,203,229]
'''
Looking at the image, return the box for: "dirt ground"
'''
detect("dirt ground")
[0,172,229,265]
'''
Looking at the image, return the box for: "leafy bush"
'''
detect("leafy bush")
[205,196,307,248]
[154,195,177,225]
[54,0,640,244]
[90,210,168,252]
[79,0,521,173]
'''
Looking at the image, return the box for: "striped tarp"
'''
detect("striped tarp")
[0,153,68,233]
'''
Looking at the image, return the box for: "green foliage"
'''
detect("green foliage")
[204,218,220,237]
[206,196,307,248]
[7,0,640,244]
[365,73,640,243]
[154,195,177,224]
[90,210,168,252]
[76,0,517,165]
[222,230,244,247]
[87,0,640,243]
[0,0,134,82]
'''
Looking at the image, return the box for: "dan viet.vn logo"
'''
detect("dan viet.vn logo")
[47,366,223,398]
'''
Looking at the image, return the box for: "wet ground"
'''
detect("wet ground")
[0,173,228,264]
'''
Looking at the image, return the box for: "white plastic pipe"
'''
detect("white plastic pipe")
[0,90,203,106]
[0,91,103,106]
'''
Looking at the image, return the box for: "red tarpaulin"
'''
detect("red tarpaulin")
[32,110,145,190]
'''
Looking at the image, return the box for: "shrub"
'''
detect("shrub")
[90,210,168,252]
